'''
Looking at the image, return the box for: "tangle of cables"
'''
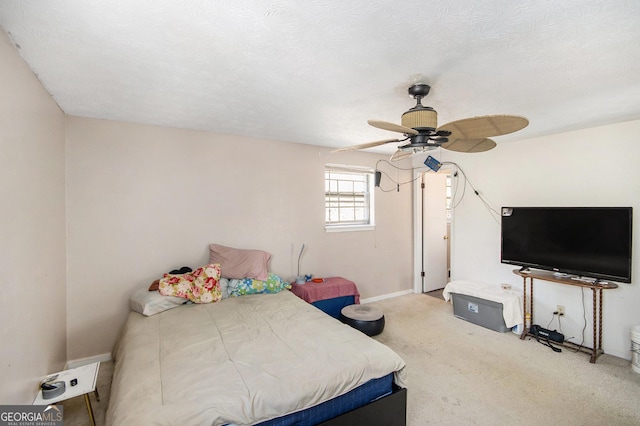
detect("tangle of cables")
[374,159,501,223]
[374,159,418,193]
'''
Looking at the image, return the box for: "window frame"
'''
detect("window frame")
[324,164,375,233]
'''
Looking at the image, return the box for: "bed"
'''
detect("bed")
[107,286,407,425]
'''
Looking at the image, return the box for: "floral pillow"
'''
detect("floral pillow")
[159,263,222,304]
[227,273,291,297]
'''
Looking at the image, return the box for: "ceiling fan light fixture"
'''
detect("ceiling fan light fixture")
[401,107,437,130]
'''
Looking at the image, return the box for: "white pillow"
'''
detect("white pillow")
[129,287,186,316]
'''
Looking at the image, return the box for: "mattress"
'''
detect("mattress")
[106,290,406,425]
[256,373,393,425]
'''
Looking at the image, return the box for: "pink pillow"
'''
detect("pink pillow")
[209,244,271,281]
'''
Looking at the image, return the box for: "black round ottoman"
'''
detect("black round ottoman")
[339,304,385,336]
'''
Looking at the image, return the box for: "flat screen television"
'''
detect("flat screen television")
[501,207,633,283]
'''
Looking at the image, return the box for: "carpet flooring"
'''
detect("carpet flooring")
[60,292,640,425]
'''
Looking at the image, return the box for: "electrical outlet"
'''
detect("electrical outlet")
[557,305,565,316]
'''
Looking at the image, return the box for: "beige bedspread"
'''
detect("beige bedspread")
[106,290,406,425]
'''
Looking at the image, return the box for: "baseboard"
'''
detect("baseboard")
[361,289,413,304]
[66,352,112,369]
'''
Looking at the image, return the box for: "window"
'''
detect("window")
[325,164,375,231]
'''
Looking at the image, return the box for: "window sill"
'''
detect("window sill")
[325,225,375,233]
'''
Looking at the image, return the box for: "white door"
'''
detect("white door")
[422,172,449,292]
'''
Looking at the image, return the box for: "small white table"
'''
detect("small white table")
[33,362,100,426]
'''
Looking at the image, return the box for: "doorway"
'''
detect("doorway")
[414,169,452,295]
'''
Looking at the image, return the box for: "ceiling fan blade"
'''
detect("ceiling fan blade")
[390,150,413,162]
[438,115,528,139]
[440,138,497,153]
[368,120,419,136]
[331,138,400,153]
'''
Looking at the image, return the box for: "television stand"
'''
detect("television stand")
[513,269,618,363]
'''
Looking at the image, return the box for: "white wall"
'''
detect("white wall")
[65,117,414,360]
[0,31,67,403]
[421,120,640,359]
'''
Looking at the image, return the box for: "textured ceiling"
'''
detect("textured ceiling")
[2,0,640,153]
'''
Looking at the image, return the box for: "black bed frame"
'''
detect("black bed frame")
[319,385,407,426]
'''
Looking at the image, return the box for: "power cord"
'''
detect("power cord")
[546,313,557,329]
[375,159,414,171]
[558,289,586,352]
[374,159,420,192]
[375,158,501,224]
[570,287,588,352]
[547,310,565,335]
[376,169,420,192]
[441,161,501,224]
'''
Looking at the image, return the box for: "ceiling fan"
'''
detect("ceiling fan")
[333,84,529,161]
